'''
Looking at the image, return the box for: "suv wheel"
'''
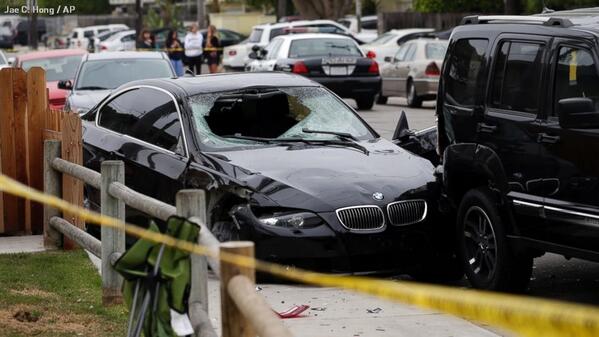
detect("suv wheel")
[376,94,388,105]
[406,80,422,108]
[356,95,375,110]
[457,187,533,292]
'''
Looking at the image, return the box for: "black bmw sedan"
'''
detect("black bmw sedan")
[82,72,454,276]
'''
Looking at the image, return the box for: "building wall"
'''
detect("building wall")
[209,12,276,35]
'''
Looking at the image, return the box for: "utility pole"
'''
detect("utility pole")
[277,0,287,22]
[29,0,38,50]
[135,0,142,35]
[197,0,206,28]
[355,0,362,33]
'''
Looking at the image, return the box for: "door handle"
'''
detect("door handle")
[476,122,497,133]
[537,133,560,144]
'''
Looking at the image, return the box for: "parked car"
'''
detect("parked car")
[90,29,128,53]
[223,20,359,71]
[69,24,129,50]
[0,26,14,49]
[81,72,458,277]
[360,28,435,64]
[337,15,378,43]
[247,34,381,110]
[61,51,175,115]
[15,19,46,45]
[418,12,599,292]
[378,38,448,107]
[98,30,137,52]
[14,49,86,109]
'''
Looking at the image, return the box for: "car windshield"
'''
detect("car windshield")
[248,28,263,43]
[426,42,448,59]
[22,55,82,82]
[368,32,396,46]
[75,59,173,90]
[289,38,362,58]
[188,87,375,151]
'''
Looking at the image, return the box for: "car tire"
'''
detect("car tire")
[406,80,422,108]
[457,187,533,292]
[376,94,388,105]
[211,220,240,242]
[356,95,375,110]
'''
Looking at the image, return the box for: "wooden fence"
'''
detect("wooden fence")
[380,12,472,32]
[0,67,80,237]
[43,139,292,337]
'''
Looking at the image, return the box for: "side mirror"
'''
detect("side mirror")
[7,57,15,66]
[58,80,73,90]
[558,97,599,129]
[392,110,413,141]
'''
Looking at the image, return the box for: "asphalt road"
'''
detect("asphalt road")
[356,97,599,307]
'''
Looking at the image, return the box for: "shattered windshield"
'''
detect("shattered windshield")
[188,87,376,151]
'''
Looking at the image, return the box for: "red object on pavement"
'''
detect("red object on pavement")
[275,304,310,318]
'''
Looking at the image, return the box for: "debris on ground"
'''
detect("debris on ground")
[310,306,327,311]
[13,310,40,323]
[276,304,310,318]
[366,307,382,314]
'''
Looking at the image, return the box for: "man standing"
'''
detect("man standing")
[185,23,204,75]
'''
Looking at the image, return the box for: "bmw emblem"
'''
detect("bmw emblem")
[372,192,384,201]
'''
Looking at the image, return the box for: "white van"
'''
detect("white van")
[69,24,129,50]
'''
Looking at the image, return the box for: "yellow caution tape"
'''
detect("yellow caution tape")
[1,172,599,337]
[569,50,577,83]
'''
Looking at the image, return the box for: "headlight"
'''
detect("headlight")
[258,211,322,229]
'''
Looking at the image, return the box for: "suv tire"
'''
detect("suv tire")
[356,95,375,110]
[376,94,388,105]
[457,187,533,292]
[406,80,422,108]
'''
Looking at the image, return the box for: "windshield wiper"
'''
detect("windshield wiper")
[76,86,109,90]
[301,128,357,141]
[221,134,369,155]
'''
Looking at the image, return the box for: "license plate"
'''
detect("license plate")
[329,66,347,76]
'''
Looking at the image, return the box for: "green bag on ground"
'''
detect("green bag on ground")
[114,216,200,337]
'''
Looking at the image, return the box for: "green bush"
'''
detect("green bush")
[413,0,504,13]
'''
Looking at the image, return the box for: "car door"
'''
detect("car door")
[396,42,417,97]
[476,36,551,238]
[536,40,599,253]
[121,33,136,51]
[382,43,409,97]
[94,86,189,224]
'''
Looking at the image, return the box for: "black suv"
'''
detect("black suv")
[436,11,599,291]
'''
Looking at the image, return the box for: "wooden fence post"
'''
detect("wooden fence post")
[61,112,83,249]
[0,69,19,233]
[176,190,212,336]
[26,67,47,234]
[43,140,62,249]
[12,68,28,233]
[220,241,256,337]
[101,160,125,306]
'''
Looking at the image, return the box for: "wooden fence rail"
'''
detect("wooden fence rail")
[43,139,292,337]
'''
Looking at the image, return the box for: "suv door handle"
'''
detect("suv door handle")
[537,133,560,144]
[476,122,497,133]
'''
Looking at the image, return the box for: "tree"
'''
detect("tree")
[413,0,503,13]
[291,0,353,19]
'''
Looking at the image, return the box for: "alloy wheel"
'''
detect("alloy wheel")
[463,206,498,283]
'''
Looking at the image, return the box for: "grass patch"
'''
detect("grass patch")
[0,250,127,337]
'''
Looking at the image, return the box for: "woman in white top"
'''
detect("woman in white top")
[184,23,204,75]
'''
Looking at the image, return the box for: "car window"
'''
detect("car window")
[405,43,417,61]
[98,87,183,153]
[309,24,345,34]
[368,32,396,46]
[248,28,263,43]
[84,30,94,38]
[288,38,362,58]
[361,19,377,30]
[98,29,109,34]
[394,43,411,62]
[121,33,135,42]
[554,46,599,116]
[265,39,283,60]
[71,31,78,38]
[269,27,286,40]
[426,42,448,59]
[444,39,488,107]
[76,59,173,90]
[491,41,544,114]
[21,55,82,82]
[188,87,375,151]
[338,19,351,28]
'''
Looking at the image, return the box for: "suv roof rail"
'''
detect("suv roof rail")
[460,15,573,27]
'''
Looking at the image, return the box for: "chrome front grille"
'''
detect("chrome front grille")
[387,200,427,226]
[336,205,385,232]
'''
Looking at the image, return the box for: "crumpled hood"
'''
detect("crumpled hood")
[68,89,112,112]
[208,138,436,212]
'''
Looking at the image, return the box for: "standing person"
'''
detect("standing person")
[137,29,155,50]
[166,30,184,77]
[204,25,221,74]
[184,23,203,75]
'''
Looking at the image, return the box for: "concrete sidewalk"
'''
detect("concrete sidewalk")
[0,235,505,337]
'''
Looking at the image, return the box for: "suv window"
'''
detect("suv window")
[98,87,183,153]
[491,41,544,114]
[554,46,599,116]
[444,39,488,107]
